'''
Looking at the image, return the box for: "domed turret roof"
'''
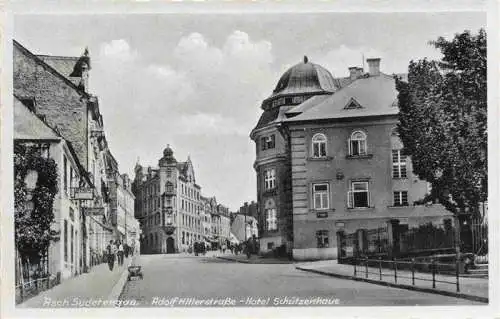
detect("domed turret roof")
[263,56,338,108]
[163,144,173,158]
[159,144,177,166]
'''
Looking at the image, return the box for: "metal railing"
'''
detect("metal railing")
[352,256,460,292]
[15,275,60,304]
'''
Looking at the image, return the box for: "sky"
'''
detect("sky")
[13,11,486,211]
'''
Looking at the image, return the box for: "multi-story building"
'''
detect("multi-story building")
[133,145,202,254]
[14,96,92,280]
[251,56,452,260]
[218,204,231,247]
[105,150,140,248]
[200,196,214,243]
[238,201,259,220]
[13,40,117,276]
[230,213,259,243]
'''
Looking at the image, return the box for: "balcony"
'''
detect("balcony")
[161,225,176,235]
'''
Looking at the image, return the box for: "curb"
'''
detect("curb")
[108,257,135,304]
[295,266,488,304]
[216,256,294,264]
[216,256,251,263]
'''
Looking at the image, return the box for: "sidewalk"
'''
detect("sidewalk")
[19,255,135,308]
[216,253,294,264]
[295,260,488,303]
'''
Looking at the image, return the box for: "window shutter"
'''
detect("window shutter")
[347,191,353,208]
[347,138,351,156]
[360,140,366,155]
[368,184,371,207]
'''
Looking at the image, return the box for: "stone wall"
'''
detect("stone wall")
[13,42,89,170]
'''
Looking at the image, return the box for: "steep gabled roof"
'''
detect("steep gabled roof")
[14,96,61,140]
[36,55,81,86]
[13,40,89,98]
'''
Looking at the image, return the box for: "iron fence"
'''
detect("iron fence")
[15,275,60,304]
[352,256,461,292]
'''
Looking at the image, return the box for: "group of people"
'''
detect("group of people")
[105,239,134,271]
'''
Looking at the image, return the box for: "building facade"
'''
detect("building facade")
[251,56,452,260]
[13,40,125,282]
[238,201,258,220]
[250,56,342,254]
[133,146,203,254]
[230,213,259,243]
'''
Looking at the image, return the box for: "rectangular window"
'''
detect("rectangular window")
[313,142,327,158]
[316,230,329,248]
[70,224,74,264]
[260,135,276,151]
[392,150,407,178]
[348,181,369,208]
[394,191,409,206]
[266,208,277,231]
[64,219,68,262]
[264,168,276,190]
[63,156,68,194]
[313,183,329,210]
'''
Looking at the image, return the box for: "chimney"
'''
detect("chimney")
[366,58,381,76]
[348,67,364,80]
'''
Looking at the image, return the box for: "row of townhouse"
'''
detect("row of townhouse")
[132,145,231,254]
[13,40,140,284]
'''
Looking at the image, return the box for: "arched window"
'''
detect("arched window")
[264,199,277,231]
[349,131,367,156]
[312,133,327,158]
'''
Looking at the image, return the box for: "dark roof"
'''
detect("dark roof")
[13,40,89,98]
[14,96,61,140]
[262,57,339,108]
[36,55,81,86]
[270,58,338,96]
[253,107,280,131]
[285,73,399,123]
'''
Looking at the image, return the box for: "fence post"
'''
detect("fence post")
[456,258,460,293]
[411,258,415,286]
[432,258,436,289]
[379,256,382,280]
[365,257,368,279]
[393,257,397,284]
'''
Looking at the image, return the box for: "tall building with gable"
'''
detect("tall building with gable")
[133,145,202,254]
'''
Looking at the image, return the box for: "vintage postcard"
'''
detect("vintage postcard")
[0,1,497,318]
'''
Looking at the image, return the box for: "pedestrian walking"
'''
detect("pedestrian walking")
[106,240,117,271]
[117,240,124,266]
[124,242,130,258]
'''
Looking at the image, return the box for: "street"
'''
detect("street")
[119,254,483,307]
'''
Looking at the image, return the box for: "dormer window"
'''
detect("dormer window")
[344,98,363,110]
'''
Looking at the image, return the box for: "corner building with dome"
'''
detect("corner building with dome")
[251,56,452,261]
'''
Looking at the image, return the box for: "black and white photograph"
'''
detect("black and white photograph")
[0,1,496,318]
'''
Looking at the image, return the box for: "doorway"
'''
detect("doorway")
[166,237,175,254]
